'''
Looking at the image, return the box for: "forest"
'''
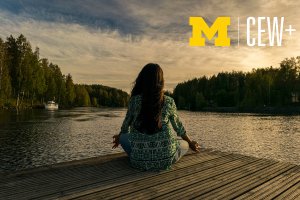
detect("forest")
[172,57,300,111]
[0,35,129,109]
[1,34,299,112]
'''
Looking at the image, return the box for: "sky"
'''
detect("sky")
[0,0,299,92]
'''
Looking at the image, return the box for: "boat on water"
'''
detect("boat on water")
[44,101,59,110]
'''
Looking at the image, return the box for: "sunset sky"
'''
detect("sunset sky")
[0,0,299,92]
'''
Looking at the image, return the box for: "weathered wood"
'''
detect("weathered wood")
[273,180,300,200]
[59,151,223,199]
[141,159,273,200]
[195,163,295,199]
[69,152,256,199]
[0,150,299,200]
[75,156,246,199]
[235,166,300,200]
[1,150,214,199]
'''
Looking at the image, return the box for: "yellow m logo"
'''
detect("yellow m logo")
[189,17,231,46]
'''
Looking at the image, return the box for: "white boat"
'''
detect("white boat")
[44,101,59,110]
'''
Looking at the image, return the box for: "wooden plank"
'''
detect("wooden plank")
[0,160,137,198]
[1,157,130,185]
[81,157,260,200]
[1,157,135,198]
[193,162,294,199]
[1,151,218,199]
[58,151,224,199]
[273,180,300,200]
[1,151,299,200]
[0,152,127,178]
[1,154,260,200]
[1,159,132,192]
[148,159,273,200]
[34,152,224,200]
[1,150,199,185]
[235,166,300,199]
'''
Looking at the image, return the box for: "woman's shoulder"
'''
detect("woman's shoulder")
[164,95,175,104]
[163,95,177,111]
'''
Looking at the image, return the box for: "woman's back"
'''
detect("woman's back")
[120,95,187,170]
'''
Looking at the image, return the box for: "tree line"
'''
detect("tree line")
[0,34,129,109]
[172,57,300,110]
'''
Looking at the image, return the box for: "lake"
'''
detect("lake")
[0,107,299,172]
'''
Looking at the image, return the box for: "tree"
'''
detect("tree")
[0,38,12,103]
[5,34,33,108]
[66,74,76,106]
[35,63,46,103]
[195,92,206,110]
[274,57,299,105]
[75,85,90,106]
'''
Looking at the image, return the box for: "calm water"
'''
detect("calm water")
[0,108,299,172]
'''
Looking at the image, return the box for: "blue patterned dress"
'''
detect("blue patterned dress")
[119,95,187,171]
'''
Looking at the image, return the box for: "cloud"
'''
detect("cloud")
[0,0,145,35]
[0,0,299,92]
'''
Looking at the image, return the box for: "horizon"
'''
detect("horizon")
[0,0,299,92]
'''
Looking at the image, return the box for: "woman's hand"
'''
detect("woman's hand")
[112,134,120,149]
[189,140,200,152]
[181,134,201,152]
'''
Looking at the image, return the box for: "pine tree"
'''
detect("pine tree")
[66,74,76,106]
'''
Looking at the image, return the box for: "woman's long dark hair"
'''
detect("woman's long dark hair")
[131,63,164,134]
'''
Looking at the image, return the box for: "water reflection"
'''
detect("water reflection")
[0,108,299,172]
[180,112,300,166]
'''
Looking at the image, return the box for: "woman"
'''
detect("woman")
[112,63,200,171]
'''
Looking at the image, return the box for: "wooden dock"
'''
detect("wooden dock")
[1,150,299,199]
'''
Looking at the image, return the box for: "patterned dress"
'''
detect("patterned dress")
[120,95,187,171]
